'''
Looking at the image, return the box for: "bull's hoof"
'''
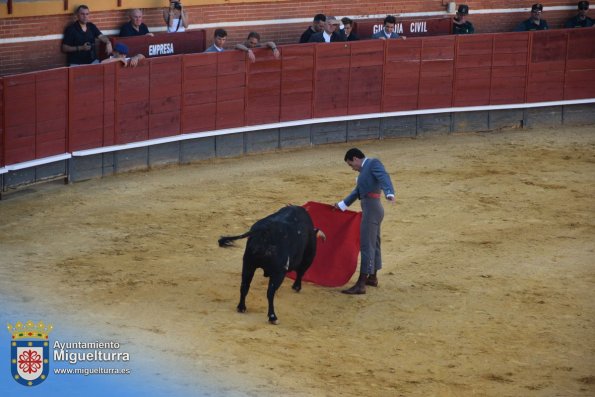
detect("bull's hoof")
[268,315,278,325]
[237,305,247,313]
[291,284,302,292]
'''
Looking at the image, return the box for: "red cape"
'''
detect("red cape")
[287,201,361,287]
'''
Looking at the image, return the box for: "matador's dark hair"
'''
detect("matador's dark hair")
[344,148,365,161]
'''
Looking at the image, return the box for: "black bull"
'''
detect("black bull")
[218,205,325,324]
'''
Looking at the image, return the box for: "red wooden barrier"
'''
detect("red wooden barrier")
[69,63,116,150]
[280,44,315,122]
[564,29,595,100]
[182,53,217,133]
[148,55,182,139]
[36,69,68,159]
[216,51,246,130]
[115,60,150,144]
[383,39,422,111]
[419,36,455,109]
[491,32,529,105]
[1,29,594,168]
[245,48,282,126]
[527,30,568,103]
[454,35,493,107]
[0,78,4,167]
[349,40,384,115]
[313,42,351,118]
[4,74,36,164]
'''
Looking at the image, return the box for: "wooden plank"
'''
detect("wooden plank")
[182,103,216,133]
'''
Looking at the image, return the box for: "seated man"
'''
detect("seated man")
[565,1,594,28]
[308,16,346,43]
[372,15,406,40]
[300,14,326,43]
[101,43,145,67]
[204,29,227,53]
[452,4,475,34]
[119,9,154,37]
[62,5,113,66]
[341,17,360,41]
[515,3,549,31]
[235,32,280,63]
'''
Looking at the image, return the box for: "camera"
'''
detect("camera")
[172,1,182,10]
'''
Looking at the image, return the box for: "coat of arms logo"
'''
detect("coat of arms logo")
[7,320,53,386]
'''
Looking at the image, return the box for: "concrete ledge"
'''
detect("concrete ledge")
[279,125,311,149]
[245,129,279,154]
[488,109,524,130]
[381,116,417,138]
[115,147,149,173]
[562,104,595,126]
[347,119,380,141]
[453,111,489,133]
[312,122,347,145]
[180,137,215,163]
[525,106,563,129]
[149,142,181,168]
[216,134,244,158]
[4,168,36,188]
[417,114,451,136]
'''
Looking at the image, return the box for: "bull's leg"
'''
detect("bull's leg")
[266,272,285,324]
[291,269,305,292]
[237,264,256,313]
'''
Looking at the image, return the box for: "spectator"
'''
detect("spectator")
[300,14,326,43]
[204,29,227,53]
[163,0,189,33]
[341,17,360,41]
[452,4,475,34]
[101,43,145,68]
[120,9,154,37]
[372,15,406,40]
[62,5,113,66]
[235,32,280,63]
[564,1,594,28]
[308,16,346,43]
[515,3,549,31]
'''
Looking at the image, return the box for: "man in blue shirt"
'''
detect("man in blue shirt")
[372,15,406,40]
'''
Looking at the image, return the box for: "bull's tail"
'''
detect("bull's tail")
[218,232,252,247]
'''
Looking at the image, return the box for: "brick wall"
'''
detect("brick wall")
[0,0,584,76]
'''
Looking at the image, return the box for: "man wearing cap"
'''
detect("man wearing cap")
[453,4,475,34]
[308,16,346,43]
[62,5,113,66]
[335,148,396,295]
[565,1,594,28]
[101,43,145,67]
[372,15,406,40]
[515,3,549,31]
[300,14,326,43]
[119,9,154,37]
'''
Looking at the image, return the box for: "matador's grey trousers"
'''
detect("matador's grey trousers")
[360,197,384,275]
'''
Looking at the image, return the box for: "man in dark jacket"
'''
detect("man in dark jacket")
[300,14,326,43]
[565,1,594,28]
[452,4,475,34]
[308,16,346,43]
[515,3,549,31]
[62,5,113,65]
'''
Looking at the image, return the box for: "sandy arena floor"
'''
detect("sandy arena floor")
[1,125,594,396]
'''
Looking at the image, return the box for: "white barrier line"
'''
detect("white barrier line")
[0,6,578,45]
[71,98,595,157]
[0,167,7,174]
[4,153,71,171]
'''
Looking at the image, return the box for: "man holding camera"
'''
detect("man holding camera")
[62,5,112,66]
[163,0,189,33]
